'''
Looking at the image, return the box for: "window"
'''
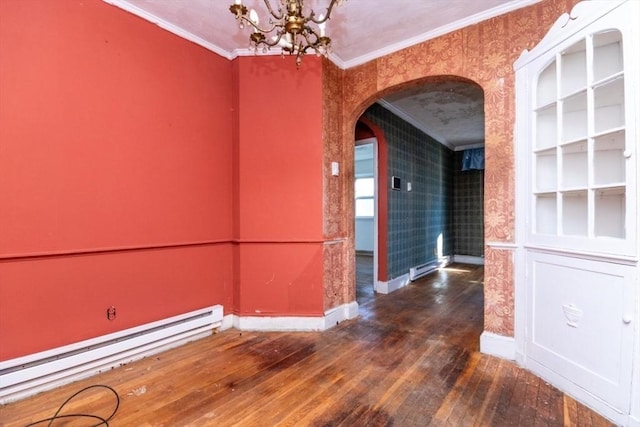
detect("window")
[355,177,374,217]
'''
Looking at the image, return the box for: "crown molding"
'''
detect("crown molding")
[102,0,233,60]
[454,142,485,152]
[337,0,543,69]
[104,0,542,71]
[376,100,454,151]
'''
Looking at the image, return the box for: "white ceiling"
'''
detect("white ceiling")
[103,0,540,149]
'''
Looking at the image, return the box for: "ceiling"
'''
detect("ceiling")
[103,0,540,150]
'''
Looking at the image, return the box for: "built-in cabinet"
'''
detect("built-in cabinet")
[514,1,639,425]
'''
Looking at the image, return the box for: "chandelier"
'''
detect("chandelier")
[229,0,345,67]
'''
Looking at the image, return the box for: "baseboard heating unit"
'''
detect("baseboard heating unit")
[409,260,441,281]
[0,304,223,404]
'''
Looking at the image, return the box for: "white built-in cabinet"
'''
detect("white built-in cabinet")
[514,1,639,425]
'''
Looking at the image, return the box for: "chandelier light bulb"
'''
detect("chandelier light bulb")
[249,9,259,26]
[318,15,326,37]
[229,0,345,67]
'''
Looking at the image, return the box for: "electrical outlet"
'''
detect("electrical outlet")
[107,306,117,321]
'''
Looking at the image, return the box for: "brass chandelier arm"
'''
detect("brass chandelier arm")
[237,14,280,35]
[261,0,285,21]
[257,31,288,48]
[229,0,345,67]
[300,25,322,44]
[307,0,341,24]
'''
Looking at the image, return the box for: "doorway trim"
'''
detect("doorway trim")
[357,117,389,288]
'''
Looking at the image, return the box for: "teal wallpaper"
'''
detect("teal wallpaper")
[363,103,455,279]
[453,151,484,257]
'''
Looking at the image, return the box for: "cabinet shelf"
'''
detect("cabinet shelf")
[595,186,625,239]
[593,72,624,89]
[535,148,557,191]
[536,62,557,108]
[561,190,587,236]
[593,125,625,140]
[528,24,632,252]
[594,78,625,134]
[593,29,623,82]
[561,91,588,142]
[535,105,558,150]
[560,39,587,97]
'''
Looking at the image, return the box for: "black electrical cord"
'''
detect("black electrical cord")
[24,384,120,427]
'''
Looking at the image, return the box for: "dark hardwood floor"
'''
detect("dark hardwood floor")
[0,257,613,426]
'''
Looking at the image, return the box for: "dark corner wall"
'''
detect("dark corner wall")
[453,152,484,257]
[363,103,455,279]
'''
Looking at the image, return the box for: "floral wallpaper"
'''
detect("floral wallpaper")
[322,59,354,310]
[323,0,578,334]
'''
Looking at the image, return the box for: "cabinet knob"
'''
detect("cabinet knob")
[623,150,632,158]
[623,315,632,324]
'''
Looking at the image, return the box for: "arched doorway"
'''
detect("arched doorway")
[351,78,485,304]
[322,1,575,355]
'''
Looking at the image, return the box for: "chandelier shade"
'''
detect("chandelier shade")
[229,0,345,67]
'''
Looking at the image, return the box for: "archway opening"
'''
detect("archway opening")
[350,76,485,321]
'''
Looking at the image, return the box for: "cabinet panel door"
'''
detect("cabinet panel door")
[526,251,635,412]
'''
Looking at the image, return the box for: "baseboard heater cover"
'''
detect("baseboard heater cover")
[0,304,223,404]
[409,260,441,281]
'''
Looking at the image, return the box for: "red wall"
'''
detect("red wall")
[0,0,234,360]
[233,56,324,316]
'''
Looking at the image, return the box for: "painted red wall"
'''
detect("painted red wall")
[233,55,324,316]
[0,0,234,360]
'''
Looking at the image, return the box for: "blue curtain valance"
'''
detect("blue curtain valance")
[461,147,485,171]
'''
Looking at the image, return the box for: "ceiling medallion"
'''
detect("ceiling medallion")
[229,0,345,67]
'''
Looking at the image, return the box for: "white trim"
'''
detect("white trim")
[224,302,359,332]
[486,241,518,250]
[526,358,626,426]
[480,331,516,361]
[514,0,627,70]
[0,305,223,404]
[231,47,281,60]
[524,245,638,266]
[325,301,359,327]
[103,0,543,71]
[221,313,235,331]
[452,255,484,265]
[375,273,410,295]
[453,142,485,152]
[373,137,379,288]
[102,0,233,60]
[376,100,452,149]
[234,316,325,331]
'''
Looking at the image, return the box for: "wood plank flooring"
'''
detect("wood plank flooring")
[0,258,614,426]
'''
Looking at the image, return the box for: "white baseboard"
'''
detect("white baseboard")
[223,301,359,332]
[375,273,410,294]
[453,255,484,265]
[221,313,235,331]
[629,416,640,427]
[0,305,223,404]
[324,301,359,327]
[480,331,516,361]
